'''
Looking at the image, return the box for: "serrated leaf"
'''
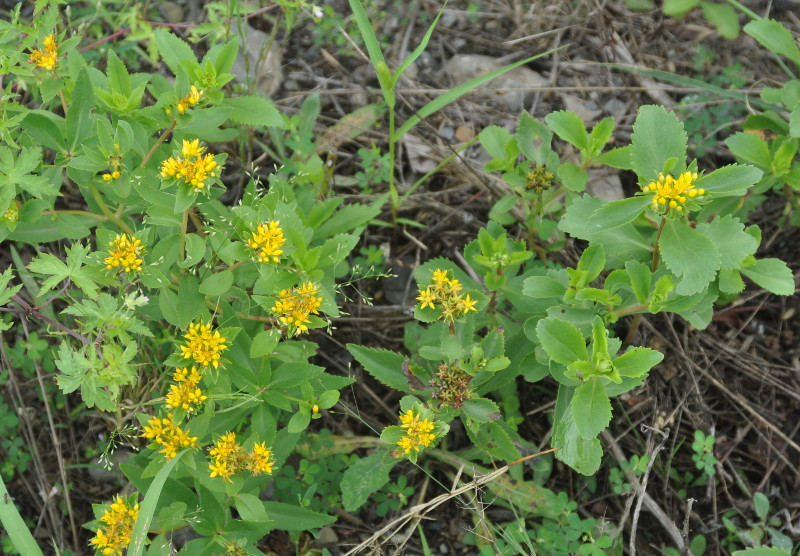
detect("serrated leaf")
[66,69,95,150]
[341,452,395,512]
[263,502,336,531]
[741,258,795,295]
[479,125,512,161]
[522,276,566,298]
[545,110,588,151]
[613,347,664,378]
[462,398,501,423]
[725,133,771,168]
[571,379,611,440]
[154,29,197,77]
[585,195,651,232]
[659,219,720,295]
[557,161,588,192]
[553,407,602,475]
[696,164,763,197]
[536,318,588,365]
[696,216,758,268]
[630,105,687,182]
[222,95,283,127]
[718,268,745,294]
[744,19,800,67]
[347,344,412,393]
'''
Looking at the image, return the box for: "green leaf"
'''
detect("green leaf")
[700,1,739,38]
[744,19,800,67]
[263,502,336,531]
[659,219,721,295]
[576,244,605,283]
[554,407,602,475]
[348,0,388,88]
[479,125,512,161]
[522,276,566,298]
[740,258,795,295]
[199,269,233,296]
[234,493,271,523]
[268,362,325,389]
[696,216,758,268]
[462,398,501,423]
[106,49,131,95]
[718,268,745,294]
[571,379,611,440]
[250,329,282,358]
[725,133,771,168]
[588,117,615,157]
[27,243,99,299]
[154,29,197,77]
[732,549,791,556]
[347,344,414,393]
[545,110,588,151]
[176,275,203,328]
[663,0,700,17]
[222,96,283,127]
[595,145,632,169]
[536,318,588,365]
[585,195,651,231]
[630,105,687,182]
[66,69,95,150]
[613,347,664,378]
[557,162,588,192]
[287,411,311,433]
[341,452,396,511]
[626,261,651,304]
[393,3,445,80]
[128,450,188,556]
[696,164,763,197]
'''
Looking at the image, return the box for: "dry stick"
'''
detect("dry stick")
[342,448,558,556]
[601,430,686,551]
[629,426,669,556]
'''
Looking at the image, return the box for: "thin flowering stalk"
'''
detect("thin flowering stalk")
[140,120,176,168]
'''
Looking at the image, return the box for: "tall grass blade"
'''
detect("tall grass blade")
[393,47,564,142]
[0,473,43,556]
[348,0,387,75]
[127,450,188,556]
[394,1,448,80]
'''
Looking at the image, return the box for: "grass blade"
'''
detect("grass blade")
[394,1,448,80]
[348,0,386,75]
[394,46,564,141]
[127,450,188,556]
[0,474,43,556]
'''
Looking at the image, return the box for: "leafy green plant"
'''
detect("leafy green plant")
[721,493,795,553]
[691,429,717,477]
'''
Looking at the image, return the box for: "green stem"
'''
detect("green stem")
[88,184,134,235]
[611,303,649,318]
[388,106,398,223]
[625,216,667,346]
[42,209,108,220]
[141,119,176,168]
[179,209,189,263]
[650,216,667,272]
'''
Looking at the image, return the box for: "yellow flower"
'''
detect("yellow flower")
[208,432,245,482]
[89,496,139,555]
[248,442,274,476]
[416,268,477,323]
[164,367,207,413]
[271,282,323,335]
[28,34,58,71]
[177,85,203,114]
[159,140,219,193]
[416,287,436,309]
[642,171,705,214]
[1,203,19,224]
[181,139,204,159]
[248,221,285,263]
[141,413,199,460]
[396,409,436,455]
[104,234,144,273]
[179,322,228,369]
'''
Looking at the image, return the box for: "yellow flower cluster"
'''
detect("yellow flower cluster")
[248,221,286,263]
[177,85,203,114]
[28,34,58,71]
[102,171,121,181]
[160,139,219,193]
[141,413,199,459]
[180,321,228,369]
[272,282,323,335]
[104,234,144,273]
[89,496,139,555]
[208,431,274,482]
[416,268,477,322]
[642,171,705,214]
[397,410,436,455]
[165,367,208,413]
[1,203,18,224]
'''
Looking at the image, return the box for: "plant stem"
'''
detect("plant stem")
[388,106,398,223]
[10,294,92,345]
[624,216,667,346]
[141,119,176,168]
[179,209,189,263]
[88,184,134,235]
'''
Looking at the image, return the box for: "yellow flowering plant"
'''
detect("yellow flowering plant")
[379,399,448,464]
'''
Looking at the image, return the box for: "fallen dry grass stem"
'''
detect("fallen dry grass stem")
[342,448,558,556]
